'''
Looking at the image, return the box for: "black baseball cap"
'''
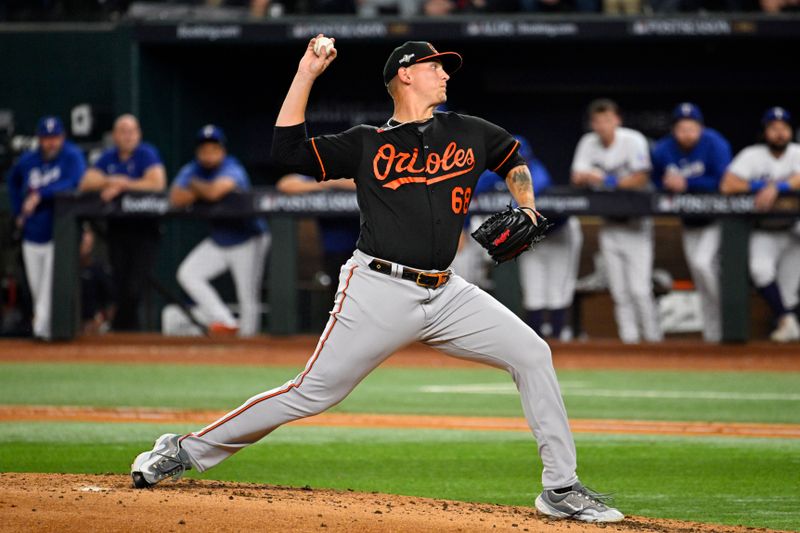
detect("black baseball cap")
[382,41,462,86]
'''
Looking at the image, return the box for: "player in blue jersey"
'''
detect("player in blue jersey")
[6,116,85,339]
[651,103,732,342]
[170,125,270,336]
[80,114,167,331]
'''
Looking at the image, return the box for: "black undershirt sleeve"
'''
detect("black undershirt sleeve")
[271,123,323,179]
[310,126,364,182]
[271,123,362,182]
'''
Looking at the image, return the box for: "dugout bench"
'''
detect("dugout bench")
[49,188,799,342]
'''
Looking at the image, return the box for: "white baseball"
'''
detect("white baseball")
[314,37,334,57]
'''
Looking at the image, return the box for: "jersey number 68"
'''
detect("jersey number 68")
[451,186,472,214]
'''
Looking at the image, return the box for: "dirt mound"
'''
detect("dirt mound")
[0,473,782,533]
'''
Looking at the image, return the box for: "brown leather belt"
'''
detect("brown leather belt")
[368,259,452,289]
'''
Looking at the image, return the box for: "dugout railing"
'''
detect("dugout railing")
[49,188,800,342]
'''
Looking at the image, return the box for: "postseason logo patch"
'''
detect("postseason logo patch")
[400,53,415,65]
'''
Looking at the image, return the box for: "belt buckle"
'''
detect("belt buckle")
[416,271,449,289]
[415,272,434,288]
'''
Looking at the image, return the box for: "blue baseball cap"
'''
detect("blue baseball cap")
[762,107,792,127]
[672,103,703,124]
[196,124,226,146]
[513,135,534,162]
[36,116,65,137]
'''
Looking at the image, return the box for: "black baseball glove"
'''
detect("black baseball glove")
[471,206,551,264]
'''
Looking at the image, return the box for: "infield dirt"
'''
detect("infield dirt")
[0,473,788,533]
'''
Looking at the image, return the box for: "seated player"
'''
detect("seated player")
[170,125,270,337]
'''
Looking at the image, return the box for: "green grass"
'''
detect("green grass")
[1,361,799,529]
[1,363,799,423]
[0,422,798,530]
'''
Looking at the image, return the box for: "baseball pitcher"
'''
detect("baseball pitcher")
[131,38,623,523]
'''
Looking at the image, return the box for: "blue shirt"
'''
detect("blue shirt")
[92,142,162,179]
[7,141,85,243]
[174,156,268,247]
[651,128,732,193]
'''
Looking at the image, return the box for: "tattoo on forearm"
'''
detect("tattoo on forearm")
[508,166,533,194]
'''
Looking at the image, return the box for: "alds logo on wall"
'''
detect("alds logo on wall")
[372,142,475,190]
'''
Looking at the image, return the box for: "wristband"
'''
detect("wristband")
[603,174,618,188]
[776,181,791,193]
[749,180,767,192]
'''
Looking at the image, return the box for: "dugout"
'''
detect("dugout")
[1,15,799,339]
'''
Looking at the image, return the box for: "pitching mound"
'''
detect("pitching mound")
[0,473,780,533]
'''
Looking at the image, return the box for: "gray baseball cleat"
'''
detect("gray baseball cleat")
[131,433,193,489]
[535,482,624,523]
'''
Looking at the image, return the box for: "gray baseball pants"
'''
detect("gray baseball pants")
[180,249,578,489]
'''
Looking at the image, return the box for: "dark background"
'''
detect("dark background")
[135,38,799,184]
[1,27,798,184]
[0,19,797,333]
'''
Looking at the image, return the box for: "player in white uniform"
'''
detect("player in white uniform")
[516,138,582,341]
[571,99,661,343]
[471,136,583,339]
[721,107,800,342]
[453,136,583,339]
[170,125,270,337]
[450,135,577,304]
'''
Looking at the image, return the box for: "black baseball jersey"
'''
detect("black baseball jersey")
[272,111,526,270]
